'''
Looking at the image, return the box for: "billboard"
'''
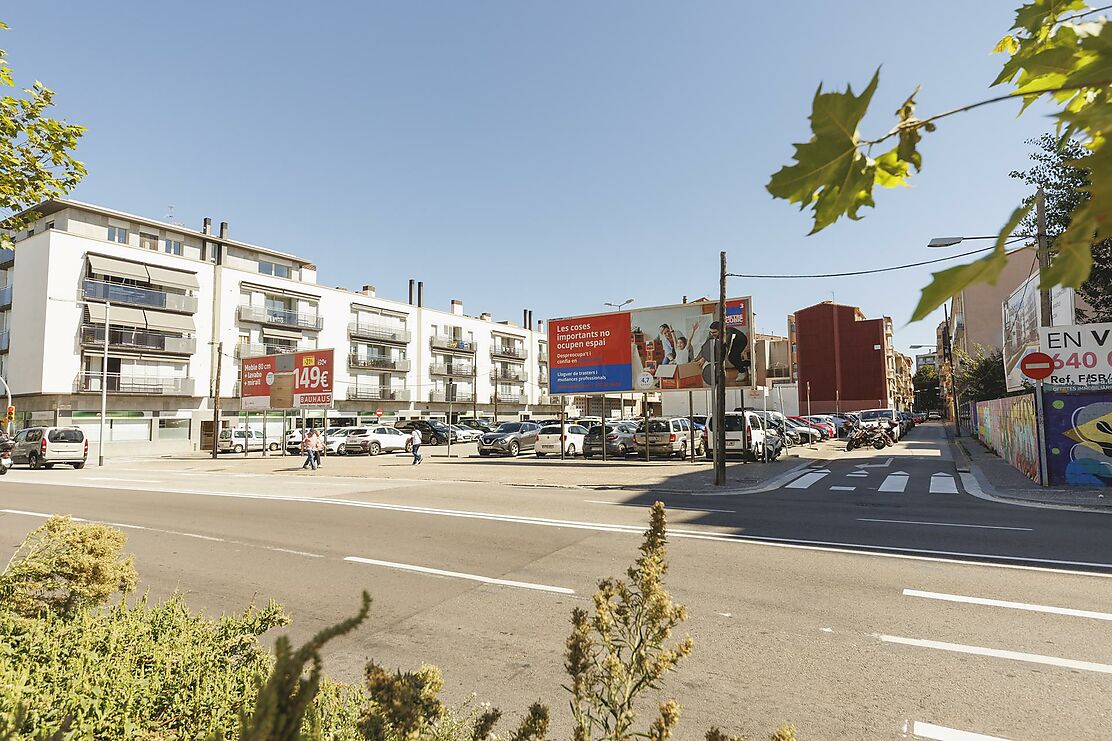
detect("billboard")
[1039,322,1112,388]
[549,298,753,395]
[1002,273,1075,392]
[240,348,334,410]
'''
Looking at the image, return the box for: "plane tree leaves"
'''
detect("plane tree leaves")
[770,1,1112,323]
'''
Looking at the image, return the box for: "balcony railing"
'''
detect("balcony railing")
[429,362,474,376]
[0,284,11,308]
[538,373,549,386]
[348,321,411,344]
[490,368,528,383]
[238,304,323,331]
[0,330,8,354]
[75,372,194,396]
[491,345,527,360]
[430,336,475,353]
[347,386,412,402]
[82,279,198,314]
[430,390,474,403]
[537,394,559,406]
[236,343,313,358]
[492,393,527,404]
[348,354,410,372]
[80,324,196,355]
[538,347,548,361]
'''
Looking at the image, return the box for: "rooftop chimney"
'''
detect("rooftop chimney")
[451,299,463,316]
[480,312,492,321]
[408,279,415,305]
[219,221,228,239]
[202,217,212,235]
[417,281,423,307]
[361,284,376,297]
[523,309,529,328]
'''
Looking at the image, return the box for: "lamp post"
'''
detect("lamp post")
[49,296,110,465]
[603,299,634,420]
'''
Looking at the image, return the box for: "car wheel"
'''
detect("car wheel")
[44,463,55,470]
[233,444,244,454]
[28,454,41,470]
[73,462,85,469]
[269,442,279,451]
[679,441,687,459]
[566,444,576,456]
[618,444,627,457]
[536,452,546,457]
[405,440,413,452]
[584,452,593,459]
[508,441,520,457]
[368,442,381,456]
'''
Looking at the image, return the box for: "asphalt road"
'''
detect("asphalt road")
[1,425,1109,740]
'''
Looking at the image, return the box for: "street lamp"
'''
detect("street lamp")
[926,234,1030,248]
[603,299,634,419]
[49,296,110,465]
[604,299,634,311]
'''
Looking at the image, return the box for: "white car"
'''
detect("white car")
[451,424,481,442]
[343,426,412,455]
[535,424,588,457]
[219,428,279,453]
[319,427,359,454]
[856,409,902,440]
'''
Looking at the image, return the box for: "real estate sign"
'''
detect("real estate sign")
[1039,322,1112,389]
[240,348,335,410]
[548,298,754,395]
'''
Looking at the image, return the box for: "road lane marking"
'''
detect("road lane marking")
[343,556,574,594]
[906,720,1010,740]
[855,458,893,469]
[830,486,856,491]
[930,473,959,494]
[785,471,829,489]
[878,472,909,493]
[86,477,163,484]
[902,589,1112,621]
[876,633,1112,675]
[847,472,868,477]
[858,518,1032,532]
[583,500,736,514]
[5,486,1111,577]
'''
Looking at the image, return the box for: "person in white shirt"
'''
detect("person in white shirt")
[410,428,422,465]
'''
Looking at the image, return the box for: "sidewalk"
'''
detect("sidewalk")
[953,433,1112,512]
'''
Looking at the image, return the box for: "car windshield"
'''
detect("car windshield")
[720,416,745,431]
[495,423,523,433]
[858,410,891,421]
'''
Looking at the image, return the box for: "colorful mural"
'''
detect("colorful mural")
[1043,390,1112,487]
[975,394,1040,483]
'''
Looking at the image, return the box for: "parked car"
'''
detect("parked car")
[285,428,305,452]
[802,415,838,438]
[583,423,637,458]
[218,428,279,453]
[856,409,902,440]
[784,417,823,444]
[477,421,542,456]
[395,419,455,445]
[10,426,88,469]
[790,416,831,440]
[632,417,703,458]
[451,424,482,442]
[535,424,589,457]
[321,427,360,454]
[344,425,412,455]
[705,411,779,461]
[927,411,942,420]
[457,418,495,433]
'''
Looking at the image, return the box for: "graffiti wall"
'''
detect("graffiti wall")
[975,394,1040,483]
[1043,390,1112,487]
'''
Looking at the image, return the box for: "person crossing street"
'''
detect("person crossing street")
[410,427,422,465]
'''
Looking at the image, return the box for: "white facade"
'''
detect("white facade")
[1,200,560,454]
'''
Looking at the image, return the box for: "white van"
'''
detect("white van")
[705,411,777,461]
[218,428,278,453]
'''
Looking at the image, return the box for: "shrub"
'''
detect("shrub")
[0,515,136,619]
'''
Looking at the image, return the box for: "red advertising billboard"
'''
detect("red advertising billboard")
[549,313,634,394]
[240,348,334,410]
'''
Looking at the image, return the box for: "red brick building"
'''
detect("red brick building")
[794,301,898,414]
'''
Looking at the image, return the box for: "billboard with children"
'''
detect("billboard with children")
[548,298,753,394]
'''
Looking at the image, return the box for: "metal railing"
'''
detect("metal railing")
[430,335,475,352]
[238,304,323,331]
[347,386,412,401]
[490,368,528,382]
[348,321,411,343]
[430,390,475,403]
[537,394,559,406]
[538,373,549,386]
[429,362,474,376]
[236,342,313,358]
[74,372,194,395]
[490,345,528,360]
[492,393,527,404]
[80,324,196,354]
[0,284,11,308]
[82,279,198,313]
[348,354,410,371]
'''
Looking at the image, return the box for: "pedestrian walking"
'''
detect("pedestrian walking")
[300,429,317,470]
[311,429,324,469]
[410,427,422,465]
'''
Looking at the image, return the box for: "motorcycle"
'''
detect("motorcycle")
[0,438,12,475]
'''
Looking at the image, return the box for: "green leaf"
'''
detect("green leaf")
[766,69,880,234]
[874,148,909,188]
[894,87,923,172]
[1012,0,1086,35]
[910,202,1034,322]
[993,34,1020,54]
[1041,201,1095,288]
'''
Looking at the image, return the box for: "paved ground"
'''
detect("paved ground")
[2,423,1109,739]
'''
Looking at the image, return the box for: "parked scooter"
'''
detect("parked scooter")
[0,436,13,475]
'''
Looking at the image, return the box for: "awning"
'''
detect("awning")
[143,310,195,333]
[86,254,149,282]
[261,327,302,340]
[86,303,148,328]
[145,264,199,290]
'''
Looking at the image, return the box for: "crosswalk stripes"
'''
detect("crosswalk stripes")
[780,469,961,495]
[929,473,958,494]
[877,471,909,493]
[785,470,830,489]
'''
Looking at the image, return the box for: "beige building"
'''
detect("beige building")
[948,248,1038,356]
[754,333,792,386]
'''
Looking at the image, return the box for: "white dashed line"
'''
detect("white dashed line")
[903,589,1112,620]
[344,556,574,594]
[877,634,1112,675]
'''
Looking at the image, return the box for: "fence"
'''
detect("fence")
[975,393,1041,483]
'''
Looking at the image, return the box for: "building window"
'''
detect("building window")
[259,260,292,279]
[140,233,158,251]
[45,221,54,230]
[108,226,128,243]
[164,239,183,256]
[158,418,190,440]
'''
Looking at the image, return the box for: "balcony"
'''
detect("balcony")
[538,346,548,362]
[430,390,475,403]
[80,324,196,355]
[348,354,410,372]
[430,362,474,376]
[0,249,13,268]
[538,373,549,386]
[75,372,194,396]
[82,279,198,314]
[491,344,527,360]
[238,304,323,331]
[0,284,11,309]
[491,368,528,383]
[347,386,412,402]
[430,335,475,353]
[348,321,410,344]
[0,330,8,354]
[236,343,313,358]
[538,394,559,406]
[492,392,527,404]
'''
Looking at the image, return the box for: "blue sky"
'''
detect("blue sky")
[6,1,1052,355]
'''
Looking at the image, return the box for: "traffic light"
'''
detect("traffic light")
[5,405,13,421]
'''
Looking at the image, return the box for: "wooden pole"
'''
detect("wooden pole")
[211,341,222,459]
[714,251,727,486]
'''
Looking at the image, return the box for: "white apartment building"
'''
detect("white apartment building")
[0,199,561,455]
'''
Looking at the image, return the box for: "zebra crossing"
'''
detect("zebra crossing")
[780,464,963,496]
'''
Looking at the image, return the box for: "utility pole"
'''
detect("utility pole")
[212,341,222,459]
[1036,187,1052,328]
[944,303,961,437]
[714,251,727,486]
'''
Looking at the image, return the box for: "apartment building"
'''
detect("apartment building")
[753,333,792,386]
[1,200,560,455]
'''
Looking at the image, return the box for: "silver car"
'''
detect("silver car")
[11,426,88,469]
[477,421,541,457]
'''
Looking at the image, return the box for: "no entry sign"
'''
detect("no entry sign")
[1020,352,1054,381]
